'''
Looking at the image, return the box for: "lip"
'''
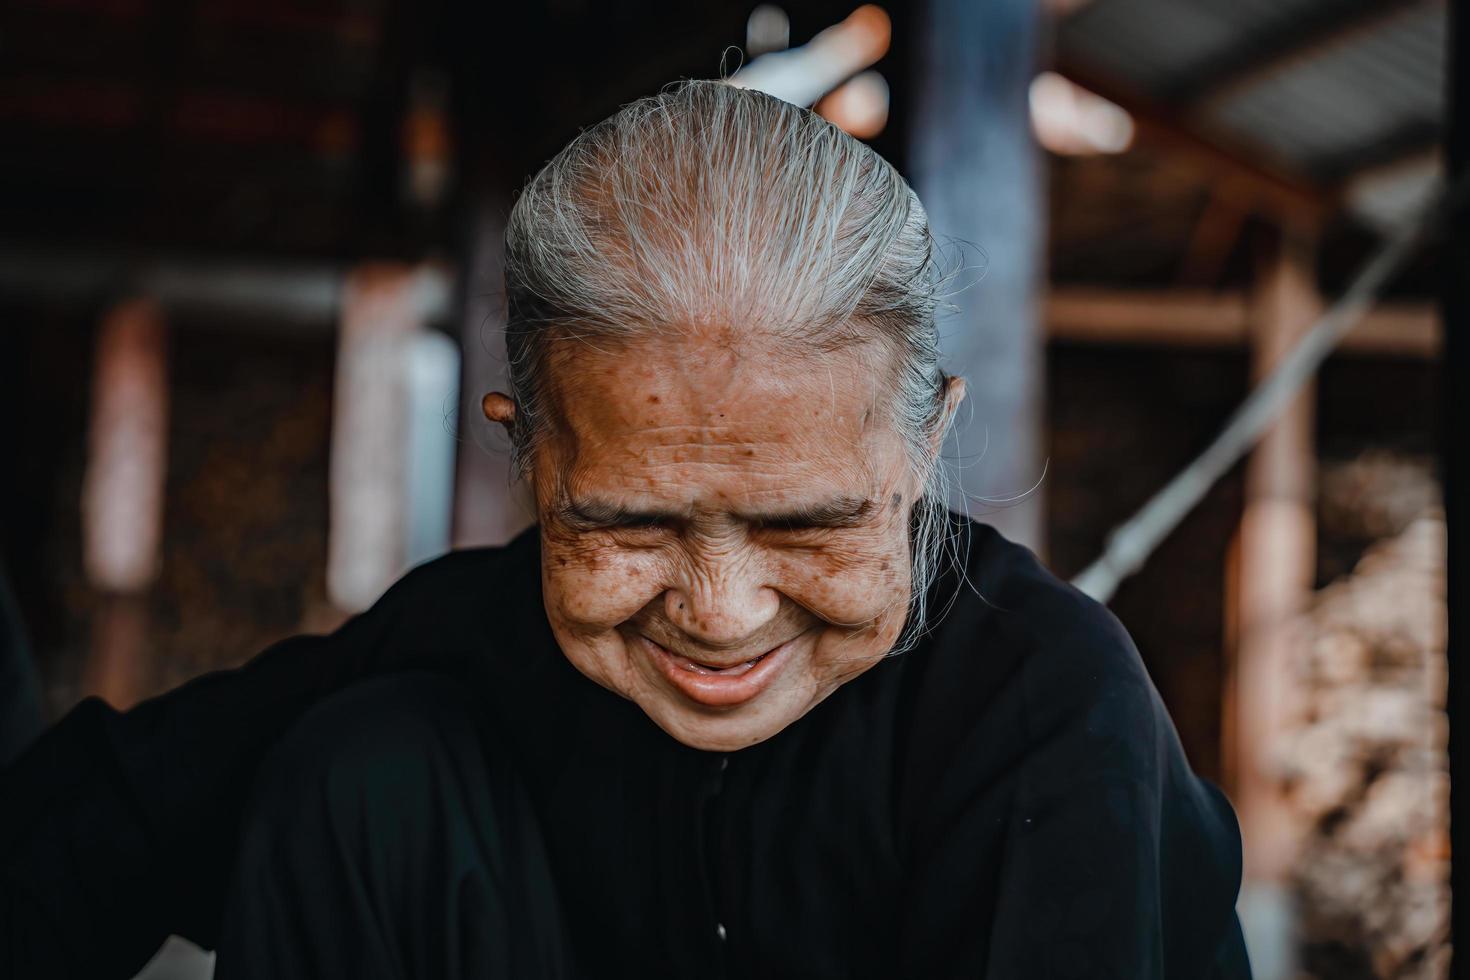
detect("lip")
[640,633,795,707]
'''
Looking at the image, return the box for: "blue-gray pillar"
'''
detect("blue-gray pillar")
[909,0,1046,553]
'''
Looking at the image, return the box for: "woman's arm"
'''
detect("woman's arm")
[1,633,353,978]
[0,545,504,980]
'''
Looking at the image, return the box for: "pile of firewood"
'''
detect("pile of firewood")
[1274,455,1448,979]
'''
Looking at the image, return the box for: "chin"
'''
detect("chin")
[640,696,800,752]
[633,661,862,752]
[627,630,831,751]
[556,626,889,751]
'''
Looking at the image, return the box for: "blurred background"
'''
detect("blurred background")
[0,0,1456,977]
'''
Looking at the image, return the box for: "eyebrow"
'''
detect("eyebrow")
[555,495,875,531]
[557,499,688,530]
[742,496,875,529]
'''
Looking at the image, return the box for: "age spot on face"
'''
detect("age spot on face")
[533,331,918,752]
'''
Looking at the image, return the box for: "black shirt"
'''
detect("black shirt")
[2,517,1249,978]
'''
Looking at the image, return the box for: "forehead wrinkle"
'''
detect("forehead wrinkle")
[579,457,870,497]
[564,446,879,502]
[559,418,902,496]
[569,414,871,462]
[632,443,856,469]
[611,424,748,446]
[567,467,893,525]
[538,333,913,492]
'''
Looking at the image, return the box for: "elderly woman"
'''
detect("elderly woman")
[3,81,1249,979]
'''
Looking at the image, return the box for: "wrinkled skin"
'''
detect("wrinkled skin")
[494,330,956,752]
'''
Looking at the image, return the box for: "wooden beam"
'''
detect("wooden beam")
[0,246,453,327]
[1055,60,1332,224]
[1342,301,1443,354]
[1045,286,1440,356]
[1047,287,1249,346]
[1178,180,1250,288]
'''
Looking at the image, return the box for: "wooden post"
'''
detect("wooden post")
[908,0,1046,552]
[327,263,460,614]
[80,298,168,708]
[1441,0,1467,957]
[327,266,419,613]
[1228,224,1320,979]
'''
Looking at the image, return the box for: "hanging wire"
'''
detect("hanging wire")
[1071,178,1464,603]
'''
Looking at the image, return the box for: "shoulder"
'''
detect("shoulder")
[901,518,1244,971]
[249,671,487,805]
[909,516,1163,783]
[379,524,541,611]
[900,516,1241,870]
[331,525,545,658]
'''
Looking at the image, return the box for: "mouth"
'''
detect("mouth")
[638,633,795,707]
[664,649,771,676]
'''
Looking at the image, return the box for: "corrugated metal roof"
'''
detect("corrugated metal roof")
[1203,0,1444,173]
[1059,0,1445,180]
[1057,0,1331,91]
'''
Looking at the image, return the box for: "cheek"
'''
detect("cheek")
[541,536,669,628]
[768,529,912,628]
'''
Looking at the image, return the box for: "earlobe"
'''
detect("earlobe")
[481,392,517,430]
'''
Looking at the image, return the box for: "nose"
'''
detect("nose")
[664,554,780,648]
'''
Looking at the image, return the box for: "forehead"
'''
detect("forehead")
[541,331,904,501]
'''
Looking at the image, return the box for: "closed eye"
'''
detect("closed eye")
[752,515,828,533]
[608,514,671,531]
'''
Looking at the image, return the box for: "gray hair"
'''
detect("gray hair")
[503,79,958,654]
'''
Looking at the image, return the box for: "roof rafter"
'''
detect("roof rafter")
[1054,59,1332,225]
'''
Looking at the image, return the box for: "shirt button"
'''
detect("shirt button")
[719,756,729,772]
[716,922,728,942]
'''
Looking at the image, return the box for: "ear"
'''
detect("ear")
[481,392,517,433]
[929,374,966,455]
